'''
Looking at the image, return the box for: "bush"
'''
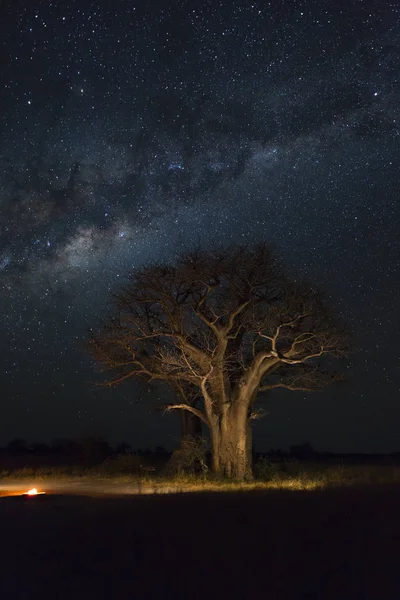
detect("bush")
[163,436,209,477]
[254,458,282,481]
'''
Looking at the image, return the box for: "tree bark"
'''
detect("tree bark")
[210,404,252,479]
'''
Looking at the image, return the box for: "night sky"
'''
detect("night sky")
[0,0,399,453]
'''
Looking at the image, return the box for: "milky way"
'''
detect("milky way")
[0,0,399,451]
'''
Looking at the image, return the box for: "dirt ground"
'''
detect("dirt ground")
[0,485,399,599]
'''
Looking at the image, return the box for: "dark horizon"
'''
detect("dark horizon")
[0,0,399,454]
[3,435,400,460]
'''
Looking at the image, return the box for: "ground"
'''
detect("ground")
[0,485,399,599]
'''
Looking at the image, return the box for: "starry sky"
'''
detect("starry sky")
[0,0,399,453]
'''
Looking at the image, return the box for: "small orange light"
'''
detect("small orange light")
[23,488,45,496]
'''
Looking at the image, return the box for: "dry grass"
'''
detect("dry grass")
[1,461,400,494]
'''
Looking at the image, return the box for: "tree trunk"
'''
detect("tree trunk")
[210,405,252,479]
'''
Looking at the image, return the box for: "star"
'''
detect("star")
[0,0,398,454]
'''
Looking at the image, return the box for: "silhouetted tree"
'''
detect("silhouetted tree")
[30,442,50,454]
[52,438,79,457]
[87,244,347,479]
[115,442,131,454]
[6,438,27,454]
[76,436,110,465]
[290,442,317,459]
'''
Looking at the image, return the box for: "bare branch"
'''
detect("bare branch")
[86,243,348,473]
[260,382,315,392]
[223,299,251,336]
[249,408,269,420]
[162,403,209,426]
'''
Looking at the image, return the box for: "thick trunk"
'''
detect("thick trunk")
[210,405,252,479]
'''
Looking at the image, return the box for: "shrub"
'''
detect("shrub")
[163,436,209,477]
[254,457,281,481]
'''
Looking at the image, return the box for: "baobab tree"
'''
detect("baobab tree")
[87,244,347,479]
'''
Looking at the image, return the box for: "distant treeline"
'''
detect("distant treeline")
[1,438,400,466]
[0,437,168,461]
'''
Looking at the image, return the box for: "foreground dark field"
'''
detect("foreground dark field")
[0,486,399,600]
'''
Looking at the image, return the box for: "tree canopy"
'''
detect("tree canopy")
[87,243,347,478]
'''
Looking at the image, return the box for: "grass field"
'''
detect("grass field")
[1,461,399,599]
[2,459,400,493]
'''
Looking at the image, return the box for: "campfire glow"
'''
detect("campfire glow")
[24,488,45,496]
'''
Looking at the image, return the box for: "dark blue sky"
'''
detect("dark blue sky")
[0,0,399,452]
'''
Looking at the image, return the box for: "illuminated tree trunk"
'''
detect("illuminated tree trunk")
[210,403,252,479]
